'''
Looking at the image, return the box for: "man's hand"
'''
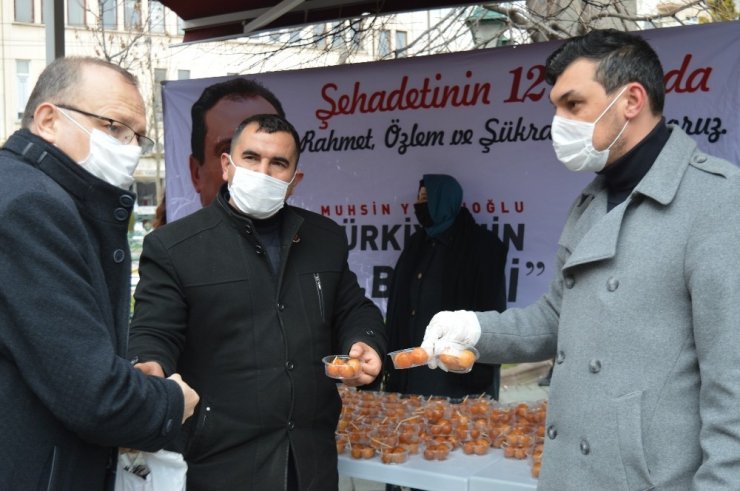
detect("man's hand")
[134,361,165,377]
[421,310,481,368]
[343,342,381,387]
[167,373,199,423]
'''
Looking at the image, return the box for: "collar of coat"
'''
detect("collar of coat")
[214,184,305,249]
[578,125,729,209]
[2,129,136,224]
[562,125,729,270]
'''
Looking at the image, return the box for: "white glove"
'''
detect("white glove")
[421,310,481,369]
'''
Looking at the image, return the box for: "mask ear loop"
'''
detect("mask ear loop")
[57,106,92,136]
[606,120,629,151]
[286,169,299,186]
[600,86,631,152]
[593,85,629,125]
[56,106,95,164]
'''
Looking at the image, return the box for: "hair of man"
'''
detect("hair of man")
[544,28,665,115]
[21,57,138,129]
[230,113,302,166]
[191,78,286,163]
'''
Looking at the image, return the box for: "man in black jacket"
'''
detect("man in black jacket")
[385,174,508,399]
[129,114,386,491]
[0,57,198,490]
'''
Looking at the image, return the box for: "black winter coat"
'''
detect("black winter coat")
[128,188,386,491]
[0,130,184,491]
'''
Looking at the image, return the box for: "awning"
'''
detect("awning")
[159,0,486,44]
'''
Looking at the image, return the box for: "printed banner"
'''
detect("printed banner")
[162,21,740,313]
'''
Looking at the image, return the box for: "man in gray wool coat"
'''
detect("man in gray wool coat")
[421,29,740,490]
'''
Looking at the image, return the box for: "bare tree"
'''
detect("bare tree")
[181,0,731,76]
[186,7,484,74]
[480,0,726,43]
[74,0,151,70]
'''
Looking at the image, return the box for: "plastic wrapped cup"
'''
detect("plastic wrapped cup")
[323,355,362,380]
[435,345,479,374]
[388,347,430,369]
[462,438,491,455]
[349,443,375,459]
[380,446,409,464]
[422,442,450,461]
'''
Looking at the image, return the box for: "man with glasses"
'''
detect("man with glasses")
[55,104,156,152]
[52,103,155,189]
[0,57,199,490]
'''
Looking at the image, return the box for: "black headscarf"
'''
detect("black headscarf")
[422,174,463,237]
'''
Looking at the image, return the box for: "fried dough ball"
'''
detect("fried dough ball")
[438,349,476,371]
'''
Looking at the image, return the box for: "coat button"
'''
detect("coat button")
[288,420,295,430]
[113,249,125,263]
[410,309,416,316]
[285,361,294,370]
[580,439,590,455]
[277,303,285,311]
[416,272,423,279]
[693,154,707,163]
[365,329,375,336]
[255,245,264,255]
[113,207,129,221]
[564,275,575,289]
[162,418,173,436]
[547,425,557,440]
[119,194,134,207]
[589,359,602,373]
[555,350,566,364]
[606,277,619,292]
[245,225,252,234]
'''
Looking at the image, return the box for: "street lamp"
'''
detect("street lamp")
[466,6,509,49]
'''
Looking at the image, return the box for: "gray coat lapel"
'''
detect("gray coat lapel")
[564,195,628,269]
[562,125,695,271]
[633,126,696,206]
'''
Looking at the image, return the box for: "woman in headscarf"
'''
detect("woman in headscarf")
[384,174,508,398]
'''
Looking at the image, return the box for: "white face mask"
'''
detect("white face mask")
[227,155,294,219]
[551,85,629,172]
[58,108,141,189]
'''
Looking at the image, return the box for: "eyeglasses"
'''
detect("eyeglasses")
[56,104,155,153]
